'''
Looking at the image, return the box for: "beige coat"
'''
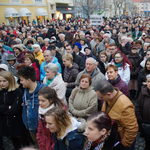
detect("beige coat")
[69,86,97,119]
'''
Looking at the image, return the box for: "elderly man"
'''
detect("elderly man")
[75,57,105,89]
[98,33,115,53]
[119,36,132,55]
[40,50,61,81]
[118,27,127,45]
[132,26,142,42]
[41,38,49,52]
[41,28,51,39]
[106,64,129,97]
[95,81,138,149]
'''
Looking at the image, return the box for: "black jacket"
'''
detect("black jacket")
[0,88,26,137]
[128,53,143,79]
[119,42,132,55]
[72,52,84,72]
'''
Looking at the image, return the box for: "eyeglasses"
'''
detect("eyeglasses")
[115,57,121,59]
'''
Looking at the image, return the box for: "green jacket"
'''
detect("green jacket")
[132,31,142,42]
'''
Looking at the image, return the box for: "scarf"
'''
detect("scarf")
[114,62,122,68]
[84,129,111,150]
[46,75,57,86]
[27,45,33,52]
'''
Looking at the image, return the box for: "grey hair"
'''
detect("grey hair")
[44,63,59,75]
[86,57,97,65]
[121,36,127,40]
[15,38,22,44]
[146,74,150,80]
[59,33,65,37]
[79,31,85,36]
[43,28,48,31]
[44,50,52,56]
[103,33,111,38]
[127,37,133,42]
[144,43,150,46]
[44,38,50,42]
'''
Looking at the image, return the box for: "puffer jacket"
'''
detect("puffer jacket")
[136,85,150,123]
[63,63,79,88]
[69,86,98,119]
[128,53,143,79]
[107,75,129,97]
[75,67,106,90]
[101,88,138,148]
[43,73,67,104]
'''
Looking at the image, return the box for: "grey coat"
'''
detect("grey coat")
[75,67,106,90]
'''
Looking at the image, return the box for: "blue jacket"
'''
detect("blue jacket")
[3,44,10,52]
[22,81,46,133]
[53,129,84,150]
[40,56,61,81]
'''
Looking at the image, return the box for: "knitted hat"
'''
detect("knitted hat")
[13,45,23,52]
[0,64,8,71]
[6,54,16,61]
[84,47,91,52]
[73,42,82,50]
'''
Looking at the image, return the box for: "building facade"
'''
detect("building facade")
[0,0,74,25]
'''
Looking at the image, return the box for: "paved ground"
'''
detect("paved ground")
[3,99,146,150]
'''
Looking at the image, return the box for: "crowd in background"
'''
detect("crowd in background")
[0,16,150,150]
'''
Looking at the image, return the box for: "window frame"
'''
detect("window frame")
[10,0,21,3]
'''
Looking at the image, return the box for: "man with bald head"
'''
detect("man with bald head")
[75,57,105,89]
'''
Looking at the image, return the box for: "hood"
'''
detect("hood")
[128,52,140,58]
[60,117,81,140]
[51,56,58,63]
[141,85,150,97]
[48,73,63,87]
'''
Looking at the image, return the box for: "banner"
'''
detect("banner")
[90,15,103,25]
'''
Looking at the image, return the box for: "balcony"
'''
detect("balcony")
[53,0,73,4]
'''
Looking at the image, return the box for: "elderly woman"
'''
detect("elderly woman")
[41,38,49,52]
[37,37,44,48]
[43,63,67,104]
[33,44,45,65]
[69,74,98,119]
[136,74,150,150]
[73,42,85,57]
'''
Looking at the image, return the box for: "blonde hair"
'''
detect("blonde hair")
[45,107,71,139]
[62,53,73,62]
[37,37,44,44]
[0,71,19,92]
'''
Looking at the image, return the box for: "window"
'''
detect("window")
[10,0,21,3]
[34,0,44,4]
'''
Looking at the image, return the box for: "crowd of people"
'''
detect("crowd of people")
[0,15,150,150]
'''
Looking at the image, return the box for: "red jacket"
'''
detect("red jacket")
[36,120,54,150]
[41,46,48,53]
[31,62,40,81]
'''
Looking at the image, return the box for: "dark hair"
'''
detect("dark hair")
[114,51,132,70]
[17,66,37,82]
[87,111,121,141]
[79,74,92,86]
[145,57,150,75]
[66,44,72,49]
[135,40,142,45]
[95,81,114,95]
[146,49,150,55]
[38,87,64,107]
[27,40,34,45]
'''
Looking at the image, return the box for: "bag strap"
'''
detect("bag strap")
[73,87,79,99]
[107,94,123,114]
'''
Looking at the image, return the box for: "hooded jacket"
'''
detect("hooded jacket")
[63,63,79,88]
[107,75,129,97]
[82,52,96,64]
[53,117,84,150]
[75,67,106,90]
[43,73,67,104]
[69,86,98,119]
[22,81,46,132]
[40,56,61,81]
[16,52,25,63]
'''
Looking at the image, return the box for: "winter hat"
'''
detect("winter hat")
[0,64,8,71]
[6,54,16,61]
[13,45,23,52]
[84,47,91,52]
[73,42,82,50]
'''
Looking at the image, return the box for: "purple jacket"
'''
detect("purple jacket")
[107,75,129,97]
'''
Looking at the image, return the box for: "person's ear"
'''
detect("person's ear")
[101,128,107,136]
